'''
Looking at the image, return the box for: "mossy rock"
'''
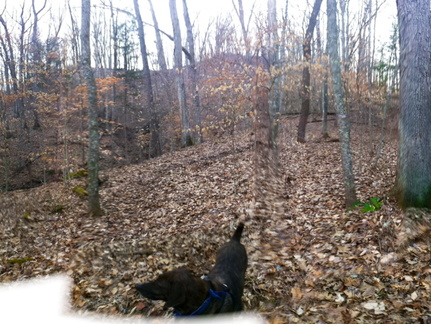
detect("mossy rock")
[73,185,88,197]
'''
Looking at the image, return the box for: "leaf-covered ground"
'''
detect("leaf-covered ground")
[1,118,430,323]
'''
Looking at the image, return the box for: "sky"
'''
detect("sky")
[4,0,396,52]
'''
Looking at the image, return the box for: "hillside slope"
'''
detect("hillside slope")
[1,119,429,323]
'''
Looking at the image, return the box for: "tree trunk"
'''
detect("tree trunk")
[322,52,329,138]
[81,0,103,216]
[29,0,47,129]
[252,85,276,219]
[169,0,192,147]
[339,0,350,71]
[327,0,357,208]
[297,0,323,143]
[0,14,21,118]
[148,0,166,71]
[133,0,162,158]
[395,0,431,208]
[232,0,251,61]
[279,0,288,114]
[267,0,280,148]
[182,0,202,144]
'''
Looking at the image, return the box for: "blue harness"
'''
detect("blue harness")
[174,289,230,316]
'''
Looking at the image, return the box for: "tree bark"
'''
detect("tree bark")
[133,0,162,157]
[182,0,202,144]
[395,0,431,208]
[327,0,357,208]
[297,0,323,143]
[81,0,103,216]
[267,0,281,148]
[169,0,192,147]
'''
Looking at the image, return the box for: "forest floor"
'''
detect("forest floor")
[1,117,430,323]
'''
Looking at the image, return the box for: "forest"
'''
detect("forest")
[1,0,431,323]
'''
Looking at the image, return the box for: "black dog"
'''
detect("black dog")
[135,223,247,316]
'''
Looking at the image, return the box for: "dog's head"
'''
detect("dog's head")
[135,267,208,313]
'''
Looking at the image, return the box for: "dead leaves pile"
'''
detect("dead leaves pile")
[1,119,431,323]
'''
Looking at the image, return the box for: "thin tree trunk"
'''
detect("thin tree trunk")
[297,0,323,143]
[169,0,192,147]
[327,0,357,208]
[279,0,288,114]
[29,0,47,129]
[182,0,202,143]
[267,0,280,148]
[232,0,252,61]
[322,48,330,138]
[0,14,21,117]
[339,0,350,71]
[148,0,167,71]
[81,0,103,216]
[134,0,161,157]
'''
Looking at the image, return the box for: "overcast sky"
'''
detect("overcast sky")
[4,0,397,67]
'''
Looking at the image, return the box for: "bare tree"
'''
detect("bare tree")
[81,0,103,216]
[267,0,280,145]
[327,0,357,207]
[182,0,202,143]
[133,0,161,157]
[148,0,167,71]
[339,0,350,71]
[0,14,21,117]
[68,0,80,66]
[169,0,192,147]
[297,0,323,143]
[232,0,254,61]
[29,0,47,129]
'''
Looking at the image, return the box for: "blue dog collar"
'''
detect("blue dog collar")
[174,289,228,316]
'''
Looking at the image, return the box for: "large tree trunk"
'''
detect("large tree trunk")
[394,0,431,209]
[327,0,357,208]
[169,0,192,147]
[133,0,161,158]
[297,0,323,143]
[81,0,103,216]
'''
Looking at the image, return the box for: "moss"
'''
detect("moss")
[51,204,65,213]
[7,257,34,265]
[73,185,88,197]
[68,169,88,180]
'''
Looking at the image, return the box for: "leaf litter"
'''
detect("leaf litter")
[0,118,430,323]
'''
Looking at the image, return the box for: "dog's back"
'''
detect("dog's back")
[135,223,248,315]
[207,223,247,311]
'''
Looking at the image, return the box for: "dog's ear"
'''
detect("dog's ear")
[165,281,186,308]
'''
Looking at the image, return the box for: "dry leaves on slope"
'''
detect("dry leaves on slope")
[1,120,430,323]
